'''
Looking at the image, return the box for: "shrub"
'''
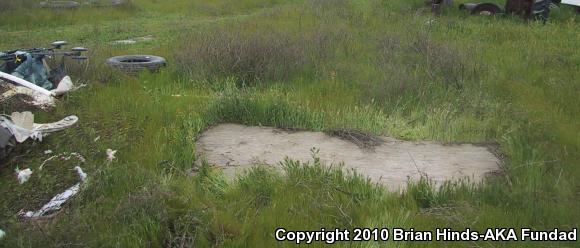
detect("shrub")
[368,32,482,102]
[175,28,309,86]
[409,33,472,88]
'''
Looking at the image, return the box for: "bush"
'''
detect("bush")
[368,32,482,102]
[175,28,310,86]
[409,33,472,88]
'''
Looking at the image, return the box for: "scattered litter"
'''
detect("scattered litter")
[44,150,53,154]
[1,41,88,109]
[15,167,33,184]
[33,115,78,133]
[51,76,74,96]
[0,71,53,96]
[21,165,88,219]
[106,149,117,162]
[94,136,100,142]
[0,112,78,145]
[0,81,55,109]
[0,112,42,143]
[39,152,86,170]
[111,35,154,45]
[74,166,87,181]
[0,228,5,240]
[424,19,437,26]
[12,111,35,130]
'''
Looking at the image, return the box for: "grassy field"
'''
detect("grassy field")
[0,0,579,247]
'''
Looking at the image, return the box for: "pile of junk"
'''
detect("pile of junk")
[429,0,580,20]
[0,41,88,161]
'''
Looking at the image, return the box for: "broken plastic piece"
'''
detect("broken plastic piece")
[51,76,74,96]
[0,115,42,143]
[15,168,33,184]
[74,166,87,181]
[106,149,117,162]
[51,41,68,49]
[22,165,87,218]
[0,71,53,96]
[33,115,79,133]
[39,152,86,170]
[0,112,78,144]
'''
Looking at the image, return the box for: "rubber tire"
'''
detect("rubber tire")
[460,3,503,15]
[473,3,503,15]
[39,1,80,8]
[106,55,166,75]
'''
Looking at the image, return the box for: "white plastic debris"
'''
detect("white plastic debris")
[51,76,74,96]
[15,167,33,184]
[22,166,87,219]
[0,71,53,96]
[106,149,117,162]
[1,73,82,109]
[74,166,87,181]
[1,79,55,108]
[112,35,154,45]
[44,150,53,154]
[0,112,78,146]
[11,111,34,130]
[94,136,100,142]
[425,19,437,26]
[0,228,5,240]
[0,114,43,143]
[39,152,86,170]
[24,183,81,218]
[562,0,580,7]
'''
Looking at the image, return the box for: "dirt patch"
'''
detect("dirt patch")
[1,81,55,111]
[195,124,501,191]
[1,93,44,112]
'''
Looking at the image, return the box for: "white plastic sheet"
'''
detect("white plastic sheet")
[22,166,87,218]
[562,0,580,7]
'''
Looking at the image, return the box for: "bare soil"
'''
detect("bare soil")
[196,124,501,191]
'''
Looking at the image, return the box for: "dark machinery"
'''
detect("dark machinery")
[457,0,570,20]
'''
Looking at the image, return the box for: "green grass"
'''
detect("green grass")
[0,0,579,247]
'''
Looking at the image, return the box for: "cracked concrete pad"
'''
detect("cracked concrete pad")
[195,124,500,191]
